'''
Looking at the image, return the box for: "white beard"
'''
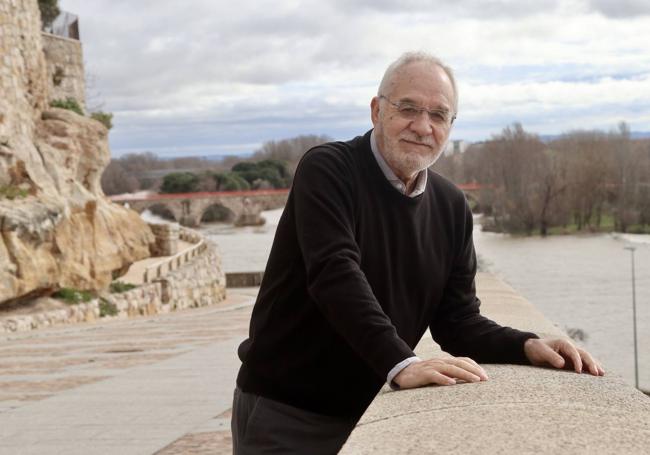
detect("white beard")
[381,135,445,178]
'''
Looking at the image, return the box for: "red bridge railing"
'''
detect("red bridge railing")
[109,188,290,203]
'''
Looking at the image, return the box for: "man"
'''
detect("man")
[232,52,604,454]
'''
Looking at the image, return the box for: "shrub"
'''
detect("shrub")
[213,172,251,191]
[50,97,83,115]
[39,0,60,28]
[99,298,119,317]
[52,287,93,304]
[230,160,290,189]
[90,111,113,130]
[109,281,137,293]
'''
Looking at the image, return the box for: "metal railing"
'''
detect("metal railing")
[142,230,208,283]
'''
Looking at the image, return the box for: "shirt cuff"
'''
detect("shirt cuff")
[387,356,422,390]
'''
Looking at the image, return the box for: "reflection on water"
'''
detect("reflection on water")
[142,208,649,389]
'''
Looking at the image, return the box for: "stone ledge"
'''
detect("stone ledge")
[341,273,650,454]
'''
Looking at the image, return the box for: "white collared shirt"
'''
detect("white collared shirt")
[370,130,428,197]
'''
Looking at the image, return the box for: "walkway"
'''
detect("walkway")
[0,289,256,454]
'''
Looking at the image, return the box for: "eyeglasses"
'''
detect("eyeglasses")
[379,95,456,127]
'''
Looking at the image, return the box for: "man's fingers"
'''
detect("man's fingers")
[395,357,490,389]
[421,358,487,381]
[525,338,605,377]
[538,342,566,369]
[577,348,603,376]
[421,369,456,386]
[451,357,489,380]
[424,363,482,383]
[559,341,582,373]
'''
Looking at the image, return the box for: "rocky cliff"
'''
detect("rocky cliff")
[0,0,153,304]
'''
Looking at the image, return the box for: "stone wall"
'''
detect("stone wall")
[0,231,226,333]
[42,32,86,111]
[0,0,49,181]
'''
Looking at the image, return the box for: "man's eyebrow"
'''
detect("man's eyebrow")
[397,97,450,112]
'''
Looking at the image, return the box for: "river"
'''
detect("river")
[143,208,649,389]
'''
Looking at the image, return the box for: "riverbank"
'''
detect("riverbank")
[480,213,650,236]
[473,224,650,390]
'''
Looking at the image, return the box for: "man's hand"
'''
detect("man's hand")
[524,338,605,376]
[393,356,489,389]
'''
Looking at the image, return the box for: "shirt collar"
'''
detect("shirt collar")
[370,130,427,197]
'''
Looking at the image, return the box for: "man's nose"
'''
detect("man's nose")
[409,111,434,136]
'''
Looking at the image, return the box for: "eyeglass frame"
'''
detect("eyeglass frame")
[378,95,456,127]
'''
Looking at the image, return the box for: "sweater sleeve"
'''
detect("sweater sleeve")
[430,199,538,364]
[293,148,416,379]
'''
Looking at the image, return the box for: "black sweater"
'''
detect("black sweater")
[236,130,538,418]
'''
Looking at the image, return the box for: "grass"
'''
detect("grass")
[0,185,29,200]
[52,287,93,305]
[50,97,83,115]
[109,281,137,293]
[483,213,650,236]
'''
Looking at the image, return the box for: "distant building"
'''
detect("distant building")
[443,139,469,156]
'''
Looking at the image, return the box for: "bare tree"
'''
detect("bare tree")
[101,161,139,195]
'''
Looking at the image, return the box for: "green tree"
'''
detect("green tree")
[231,160,290,188]
[214,172,250,191]
[39,0,60,29]
[160,172,199,193]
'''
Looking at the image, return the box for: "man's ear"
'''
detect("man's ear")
[370,96,380,127]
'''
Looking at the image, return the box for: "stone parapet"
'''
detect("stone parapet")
[341,273,650,454]
[226,272,264,288]
[149,222,180,257]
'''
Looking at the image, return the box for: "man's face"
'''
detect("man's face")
[371,61,455,180]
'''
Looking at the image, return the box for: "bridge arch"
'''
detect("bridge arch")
[146,203,180,222]
[200,203,236,223]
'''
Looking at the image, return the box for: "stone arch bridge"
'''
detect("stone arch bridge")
[109,189,289,227]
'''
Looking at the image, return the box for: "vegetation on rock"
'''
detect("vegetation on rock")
[109,281,137,293]
[90,111,113,130]
[52,287,93,304]
[0,185,29,200]
[50,97,83,115]
[99,298,119,317]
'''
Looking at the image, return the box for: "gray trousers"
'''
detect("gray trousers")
[231,388,359,454]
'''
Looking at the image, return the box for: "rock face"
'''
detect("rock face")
[0,0,153,304]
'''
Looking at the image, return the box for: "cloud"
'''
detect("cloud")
[59,0,650,156]
[588,0,650,17]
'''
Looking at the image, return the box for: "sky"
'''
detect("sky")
[60,0,650,158]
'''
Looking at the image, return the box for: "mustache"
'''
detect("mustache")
[399,134,435,148]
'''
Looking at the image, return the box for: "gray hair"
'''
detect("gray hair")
[377,51,458,114]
